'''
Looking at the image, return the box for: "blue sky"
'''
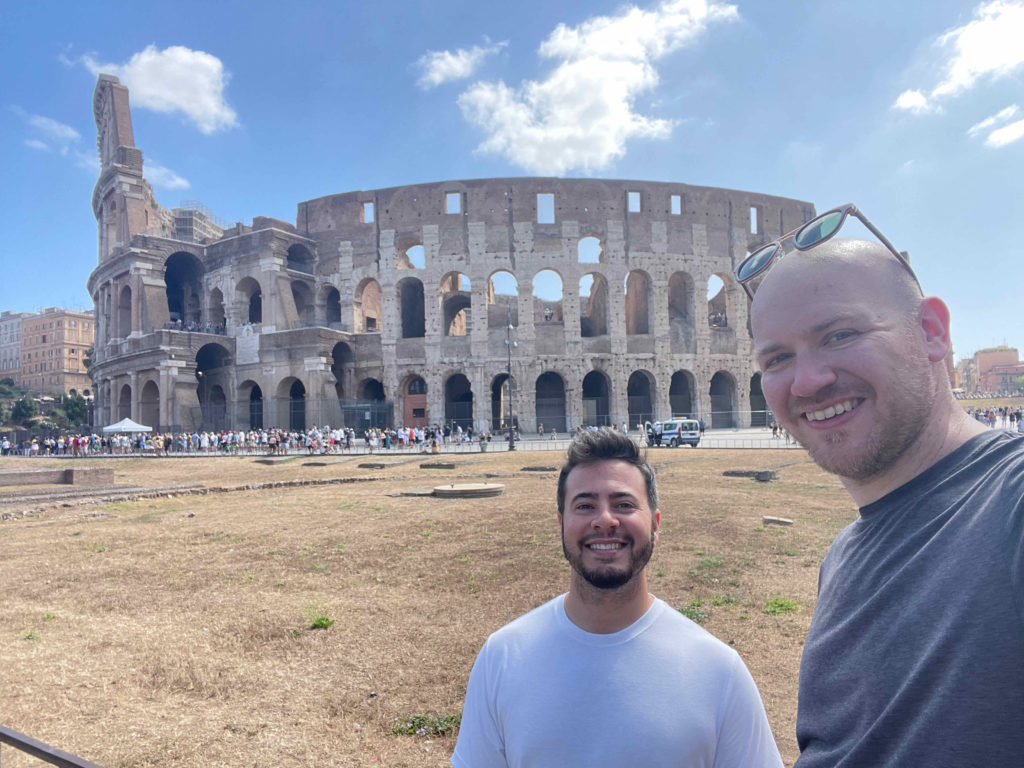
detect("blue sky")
[2,0,1021,360]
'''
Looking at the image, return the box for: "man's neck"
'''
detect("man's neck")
[563,574,654,634]
[843,407,987,507]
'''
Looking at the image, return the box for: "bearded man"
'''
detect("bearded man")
[452,428,782,768]
[740,208,1024,768]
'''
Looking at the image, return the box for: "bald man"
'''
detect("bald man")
[748,238,1024,768]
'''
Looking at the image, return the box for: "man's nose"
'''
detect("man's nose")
[591,505,620,529]
[790,352,837,399]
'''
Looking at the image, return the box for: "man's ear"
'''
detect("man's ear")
[919,297,952,363]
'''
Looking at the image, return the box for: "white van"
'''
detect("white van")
[645,419,700,447]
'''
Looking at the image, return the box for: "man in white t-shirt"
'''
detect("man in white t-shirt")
[452,428,782,768]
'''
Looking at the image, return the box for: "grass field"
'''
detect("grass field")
[0,449,856,767]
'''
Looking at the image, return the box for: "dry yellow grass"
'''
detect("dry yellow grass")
[0,449,856,767]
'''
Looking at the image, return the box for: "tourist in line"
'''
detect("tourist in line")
[452,428,782,767]
[741,213,1024,767]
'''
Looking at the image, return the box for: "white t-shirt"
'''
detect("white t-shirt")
[452,595,782,768]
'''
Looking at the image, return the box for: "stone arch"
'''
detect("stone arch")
[357,378,386,401]
[208,288,226,329]
[535,371,567,433]
[331,342,354,398]
[668,271,695,352]
[196,342,231,430]
[710,370,737,428]
[403,374,428,427]
[321,285,341,325]
[490,373,515,430]
[532,269,563,324]
[670,370,696,418]
[117,383,131,420]
[291,280,314,327]
[445,372,473,429]
[488,270,519,328]
[750,373,768,427]
[582,370,611,426]
[440,272,471,337]
[118,285,132,338]
[140,380,159,429]
[578,236,603,264]
[627,370,655,427]
[287,243,314,274]
[624,270,652,335]
[277,377,306,431]
[238,380,263,430]
[397,244,425,270]
[579,273,609,337]
[707,275,728,328]
[164,251,204,326]
[398,277,426,338]
[236,277,263,324]
[355,278,382,332]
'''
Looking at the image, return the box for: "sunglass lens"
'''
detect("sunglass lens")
[794,210,844,250]
[738,244,780,281]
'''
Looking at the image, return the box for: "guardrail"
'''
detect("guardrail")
[0,724,106,767]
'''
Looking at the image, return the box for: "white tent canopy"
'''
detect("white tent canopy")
[102,417,153,434]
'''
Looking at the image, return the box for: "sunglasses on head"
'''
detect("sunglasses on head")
[734,203,920,300]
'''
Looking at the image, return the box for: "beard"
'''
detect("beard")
[562,526,656,590]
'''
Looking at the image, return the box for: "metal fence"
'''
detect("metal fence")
[0,724,106,768]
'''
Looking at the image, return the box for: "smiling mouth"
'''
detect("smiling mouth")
[803,398,863,423]
[586,542,626,551]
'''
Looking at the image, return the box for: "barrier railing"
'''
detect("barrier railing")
[0,724,106,768]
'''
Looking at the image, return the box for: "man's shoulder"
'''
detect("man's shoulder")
[486,595,563,646]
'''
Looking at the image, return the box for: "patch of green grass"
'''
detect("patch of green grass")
[336,542,346,553]
[696,555,725,570]
[654,567,666,578]
[304,602,334,630]
[84,542,107,553]
[391,713,461,737]
[678,600,709,623]
[710,594,739,607]
[764,597,799,615]
[42,613,55,621]
[21,628,39,641]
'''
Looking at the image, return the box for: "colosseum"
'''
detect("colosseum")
[87,74,816,435]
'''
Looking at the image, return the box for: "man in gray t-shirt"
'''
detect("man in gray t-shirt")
[738,208,1024,767]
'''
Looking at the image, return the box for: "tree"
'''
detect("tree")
[1016,374,1024,393]
[62,393,89,426]
[11,395,39,425]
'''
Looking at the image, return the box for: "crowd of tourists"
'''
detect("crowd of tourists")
[967,405,1023,430]
[0,422,500,457]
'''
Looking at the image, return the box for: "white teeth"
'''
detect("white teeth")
[805,399,858,422]
[590,543,622,550]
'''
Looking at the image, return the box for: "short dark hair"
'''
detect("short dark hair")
[556,428,658,514]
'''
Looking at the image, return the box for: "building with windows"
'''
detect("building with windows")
[0,310,31,382]
[87,74,817,433]
[17,307,93,396]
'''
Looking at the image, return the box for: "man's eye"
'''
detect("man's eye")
[827,330,858,344]
[762,353,790,371]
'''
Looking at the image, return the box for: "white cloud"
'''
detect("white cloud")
[893,89,934,114]
[456,0,739,175]
[985,118,1024,147]
[965,104,1024,146]
[416,40,507,89]
[966,104,1018,134]
[895,1,1024,112]
[82,45,238,134]
[145,160,191,190]
[12,107,82,154]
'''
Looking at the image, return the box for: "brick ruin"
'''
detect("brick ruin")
[86,74,816,434]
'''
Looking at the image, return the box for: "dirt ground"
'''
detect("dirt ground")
[0,448,857,767]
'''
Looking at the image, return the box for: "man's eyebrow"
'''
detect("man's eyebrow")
[755,313,867,358]
[569,490,638,504]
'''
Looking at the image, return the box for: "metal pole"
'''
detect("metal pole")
[506,311,515,451]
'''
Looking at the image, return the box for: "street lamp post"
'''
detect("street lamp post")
[505,310,516,451]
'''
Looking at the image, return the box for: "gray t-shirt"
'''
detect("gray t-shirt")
[796,430,1024,768]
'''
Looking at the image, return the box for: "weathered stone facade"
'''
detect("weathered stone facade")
[87,74,816,433]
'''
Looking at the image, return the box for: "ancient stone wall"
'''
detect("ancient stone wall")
[87,77,813,433]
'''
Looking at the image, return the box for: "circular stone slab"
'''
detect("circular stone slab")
[432,483,505,498]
